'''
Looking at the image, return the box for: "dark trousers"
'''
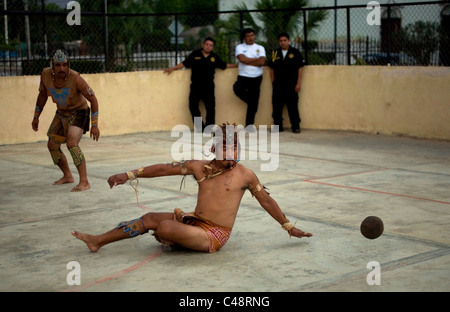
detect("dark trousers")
[272,84,301,130]
[233,75,263,126]
[189,82,216,128]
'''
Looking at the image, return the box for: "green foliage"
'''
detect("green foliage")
[396,21,440,66]
[71,60,105,73]
[255,0,308,50]
[180,0,219,27]
[307,52,335,65]
[228,0,328,52]
[214,31,231,63]
[0,35,20,51]
[22,60,48,76]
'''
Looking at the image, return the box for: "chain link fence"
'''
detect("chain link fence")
[1,0,449,76]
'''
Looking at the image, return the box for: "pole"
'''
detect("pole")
[334,0,337,64]
[103,0,109,72]
[175,14,178,64]
[24,0,31,59]
[346,7,351,65]
[386,5,391,65]
[41,0,48,59]
[3,0,8,44]
[3,0,9,63]
[303,9,308,64]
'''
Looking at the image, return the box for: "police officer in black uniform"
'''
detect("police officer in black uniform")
[164,37,237,130]
[268,33,306,133]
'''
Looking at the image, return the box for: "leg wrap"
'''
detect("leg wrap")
[50,149,63,165]
[68,146,84,167]
[116,217,148,238]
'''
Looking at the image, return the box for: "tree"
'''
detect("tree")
[396,21,440,66]
[180,0,219,28]
[215,0,328,53]
[77,0,160,70]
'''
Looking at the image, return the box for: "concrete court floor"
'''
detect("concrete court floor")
[0,128,449,293]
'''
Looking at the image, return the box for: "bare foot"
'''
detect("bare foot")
[53,176,74,185]
[71,182,91,192]
[72,231,101,252]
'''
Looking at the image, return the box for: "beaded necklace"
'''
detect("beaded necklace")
[196,159,238,183]
[52,70,69,88]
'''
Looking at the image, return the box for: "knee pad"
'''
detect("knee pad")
[68,146,84,167]
[116,217,148,238]
[50,149,63,165]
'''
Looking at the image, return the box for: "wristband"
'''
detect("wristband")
[126,167,144,180]
[34,105,43,119]
[282,221,294,232]
[91,111,99,127]
[126,171,136,180]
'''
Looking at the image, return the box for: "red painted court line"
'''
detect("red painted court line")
[305,180,450,205]
[62,249,163,292]
[303,168,391,181]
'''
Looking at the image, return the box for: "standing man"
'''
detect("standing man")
[31,49,100,192]
[233,28,266,128]
[268,33,305,133]
[164,37,237,131]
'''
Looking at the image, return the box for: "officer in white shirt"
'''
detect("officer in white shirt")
[233,28,266,127]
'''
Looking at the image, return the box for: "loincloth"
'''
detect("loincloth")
[154,208,232,253]
[47,108,90,144]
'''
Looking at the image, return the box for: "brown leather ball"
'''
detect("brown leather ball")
[360,216,384,239]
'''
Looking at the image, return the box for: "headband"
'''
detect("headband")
[50,49,69,67]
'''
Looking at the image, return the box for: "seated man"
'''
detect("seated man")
[72,123,312,253]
